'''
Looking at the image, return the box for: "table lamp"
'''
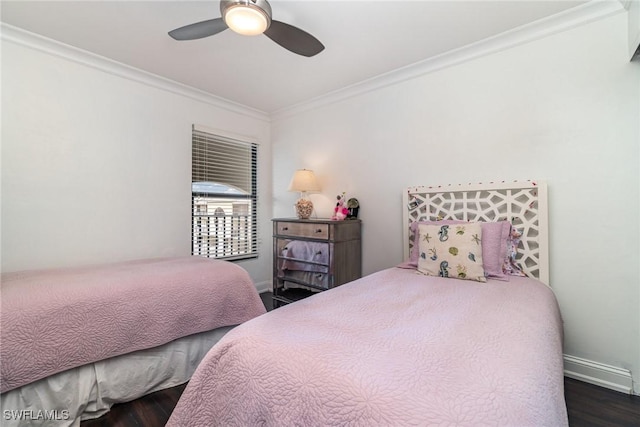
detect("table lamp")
[288,169,320,219]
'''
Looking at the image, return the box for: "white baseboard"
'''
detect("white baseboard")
[564,354,635,395]
[255,280,271,294]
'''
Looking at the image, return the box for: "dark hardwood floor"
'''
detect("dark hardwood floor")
[81,377,640,427]
[81,383,187,427]
[81,292,640,426]
[564,378,640,426]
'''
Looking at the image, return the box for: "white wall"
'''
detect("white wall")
[1,31,273,287]
[272,13,640,390]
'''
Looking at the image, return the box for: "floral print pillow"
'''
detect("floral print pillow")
[503,227,526,277]
[417,223,486,282]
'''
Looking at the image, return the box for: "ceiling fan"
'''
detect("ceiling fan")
[168,0,324,57]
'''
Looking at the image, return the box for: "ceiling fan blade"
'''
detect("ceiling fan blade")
[169,18,227,40]
[264,20,324,57]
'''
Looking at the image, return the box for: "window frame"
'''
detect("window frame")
[191,126,258,261]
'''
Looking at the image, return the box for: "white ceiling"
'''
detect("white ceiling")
[1,0,588,114]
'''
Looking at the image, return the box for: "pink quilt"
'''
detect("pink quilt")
[0,256,266,393]
[168,267,567,426]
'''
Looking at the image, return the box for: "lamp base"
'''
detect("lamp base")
[295,198,314,219]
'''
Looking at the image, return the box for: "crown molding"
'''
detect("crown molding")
[619,0,633,10]
[0,23,270,123]
[1,0,625,124]
[271,0,625,122]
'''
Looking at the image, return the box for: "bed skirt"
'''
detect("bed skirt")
[1,326,235,427]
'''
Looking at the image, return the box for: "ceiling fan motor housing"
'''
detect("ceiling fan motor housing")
[221,0,272,32]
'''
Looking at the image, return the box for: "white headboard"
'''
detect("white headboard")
[402,180,549,285]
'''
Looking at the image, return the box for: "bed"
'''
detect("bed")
[0,256,266,426]
[167,181,568,426]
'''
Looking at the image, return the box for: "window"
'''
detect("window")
[192,126,258,260]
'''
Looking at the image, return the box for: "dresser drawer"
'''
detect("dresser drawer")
[275,221,329,239]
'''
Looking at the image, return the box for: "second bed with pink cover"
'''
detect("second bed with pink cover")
[1,256,267,426]
[168,267,568,426]
[1,256,266,394]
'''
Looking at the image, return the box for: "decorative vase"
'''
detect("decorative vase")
[295,198,314,219]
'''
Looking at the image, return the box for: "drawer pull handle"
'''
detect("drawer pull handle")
[282,227,288,231]
[315,229,323,233]
[316,251,322,255]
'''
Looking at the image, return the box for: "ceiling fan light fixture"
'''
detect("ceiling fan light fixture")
[170,0,323,57]
[222,0,271,36]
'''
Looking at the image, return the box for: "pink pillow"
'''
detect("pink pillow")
[406,220,511,280]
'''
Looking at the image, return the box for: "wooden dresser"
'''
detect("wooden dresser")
[272,218,361,307]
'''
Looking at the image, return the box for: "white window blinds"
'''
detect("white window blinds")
[192,126,258,260]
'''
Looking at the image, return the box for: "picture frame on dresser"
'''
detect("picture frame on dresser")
[272,218,362,308]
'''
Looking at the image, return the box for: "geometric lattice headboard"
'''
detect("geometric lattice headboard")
[402,180,549,285]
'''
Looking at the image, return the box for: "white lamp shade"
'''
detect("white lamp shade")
[288,169,320,193]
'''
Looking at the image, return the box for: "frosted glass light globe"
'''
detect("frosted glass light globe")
[225,6,269,36]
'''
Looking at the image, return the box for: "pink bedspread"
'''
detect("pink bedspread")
[168,267,567,426]
[0,257,266,393]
